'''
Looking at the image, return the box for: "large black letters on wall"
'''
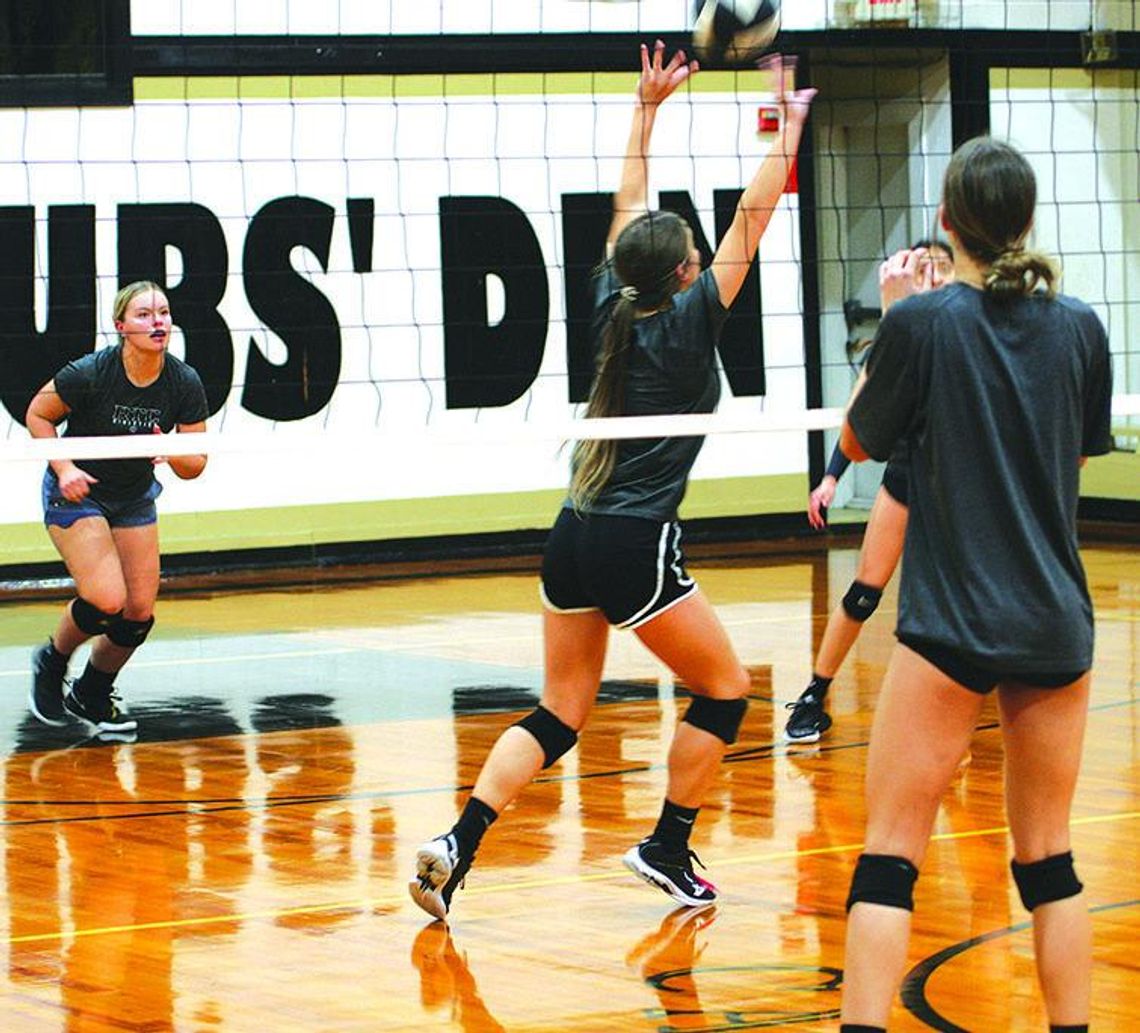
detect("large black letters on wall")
[0,205,95,423]
[1,188,767,427]
[560,193,613,404]
[117,202,233,416]
[242,197,341,421]
[439,196,549,409]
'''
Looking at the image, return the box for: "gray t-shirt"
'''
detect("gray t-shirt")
[848,282,1113,672]
[575,262,728,521]
[53,345,209,503]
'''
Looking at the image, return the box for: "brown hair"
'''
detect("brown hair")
[569,211,690,509]
[942,137,1057,299]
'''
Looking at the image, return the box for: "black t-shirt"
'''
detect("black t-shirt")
[848,282,1112,672]
[52,345,209,502]
[573,262,728,521]
[828,349,909,487]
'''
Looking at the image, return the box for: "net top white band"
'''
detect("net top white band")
[3,396,1138,463]
[2,409,852,463]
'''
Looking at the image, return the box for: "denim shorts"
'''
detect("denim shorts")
[42,469,161,529]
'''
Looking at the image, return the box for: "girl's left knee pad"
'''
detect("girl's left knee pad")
[513,705,578,769]
[1010,851,1083,911]
[106,615,155,649]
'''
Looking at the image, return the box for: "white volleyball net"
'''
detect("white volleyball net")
[0,2,1136,573]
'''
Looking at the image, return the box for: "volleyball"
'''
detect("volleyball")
[692,0,782,65]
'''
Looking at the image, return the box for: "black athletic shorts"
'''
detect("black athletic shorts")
[881,458,908,506]
[540,507,697,629]
[899,634,1086,695]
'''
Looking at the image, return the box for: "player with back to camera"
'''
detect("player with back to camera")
[409,42,816,920]
[837,137,1112,1033]
[783,239,955,744]
[25,281,208,737]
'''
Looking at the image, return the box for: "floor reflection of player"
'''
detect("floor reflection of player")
[410,923,506,1033]
[254,699,354,868]
[776,748,852,992]
[4,731,252,1029]
[626,905,717,1031]
[251,692,400,915]
[5,740,66,989]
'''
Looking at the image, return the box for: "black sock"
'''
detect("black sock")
[75,661,115,697]
[1050,1025,1088,1032]
[840,1025,886,1033]
[652,799,700,853]
[806,673,832,700]
[451,796,498,858]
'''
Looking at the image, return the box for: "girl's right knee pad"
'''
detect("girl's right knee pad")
[846,853,919,912]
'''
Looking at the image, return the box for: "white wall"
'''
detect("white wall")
[0,74,807,527]
[990,67,1140,411]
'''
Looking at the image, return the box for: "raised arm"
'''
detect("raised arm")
[711,56,816,308]
[607,40,699,252]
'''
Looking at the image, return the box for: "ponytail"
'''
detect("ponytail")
[568,209,690,510]
[568,295,636,509]
[984,247,1058,299]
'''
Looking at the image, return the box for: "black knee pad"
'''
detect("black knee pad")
[514,705,578,769]
[682,695,748,745]
[106,615,155,649]
[846,853,919,912]
[1011,851,1083,911]
[842,581,883,622]
[70,597,123,636]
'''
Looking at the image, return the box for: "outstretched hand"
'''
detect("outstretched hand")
[757,53,817,130]
[638,39,698,106]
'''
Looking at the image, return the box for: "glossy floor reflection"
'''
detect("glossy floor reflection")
[0,545,1136,1030]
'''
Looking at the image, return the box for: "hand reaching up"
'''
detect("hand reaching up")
[757,53,817,132]
[638,39,699,107]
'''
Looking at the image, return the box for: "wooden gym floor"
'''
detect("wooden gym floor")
[0,543,1136,1031]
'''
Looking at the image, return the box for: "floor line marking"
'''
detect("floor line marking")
[7,809,1136,945]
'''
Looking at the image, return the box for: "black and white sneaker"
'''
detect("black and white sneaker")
[63,688,138,734]
[29,641,69,727]
[622,839,718,907]
[409,834,472,921]
[783,689,832,744]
